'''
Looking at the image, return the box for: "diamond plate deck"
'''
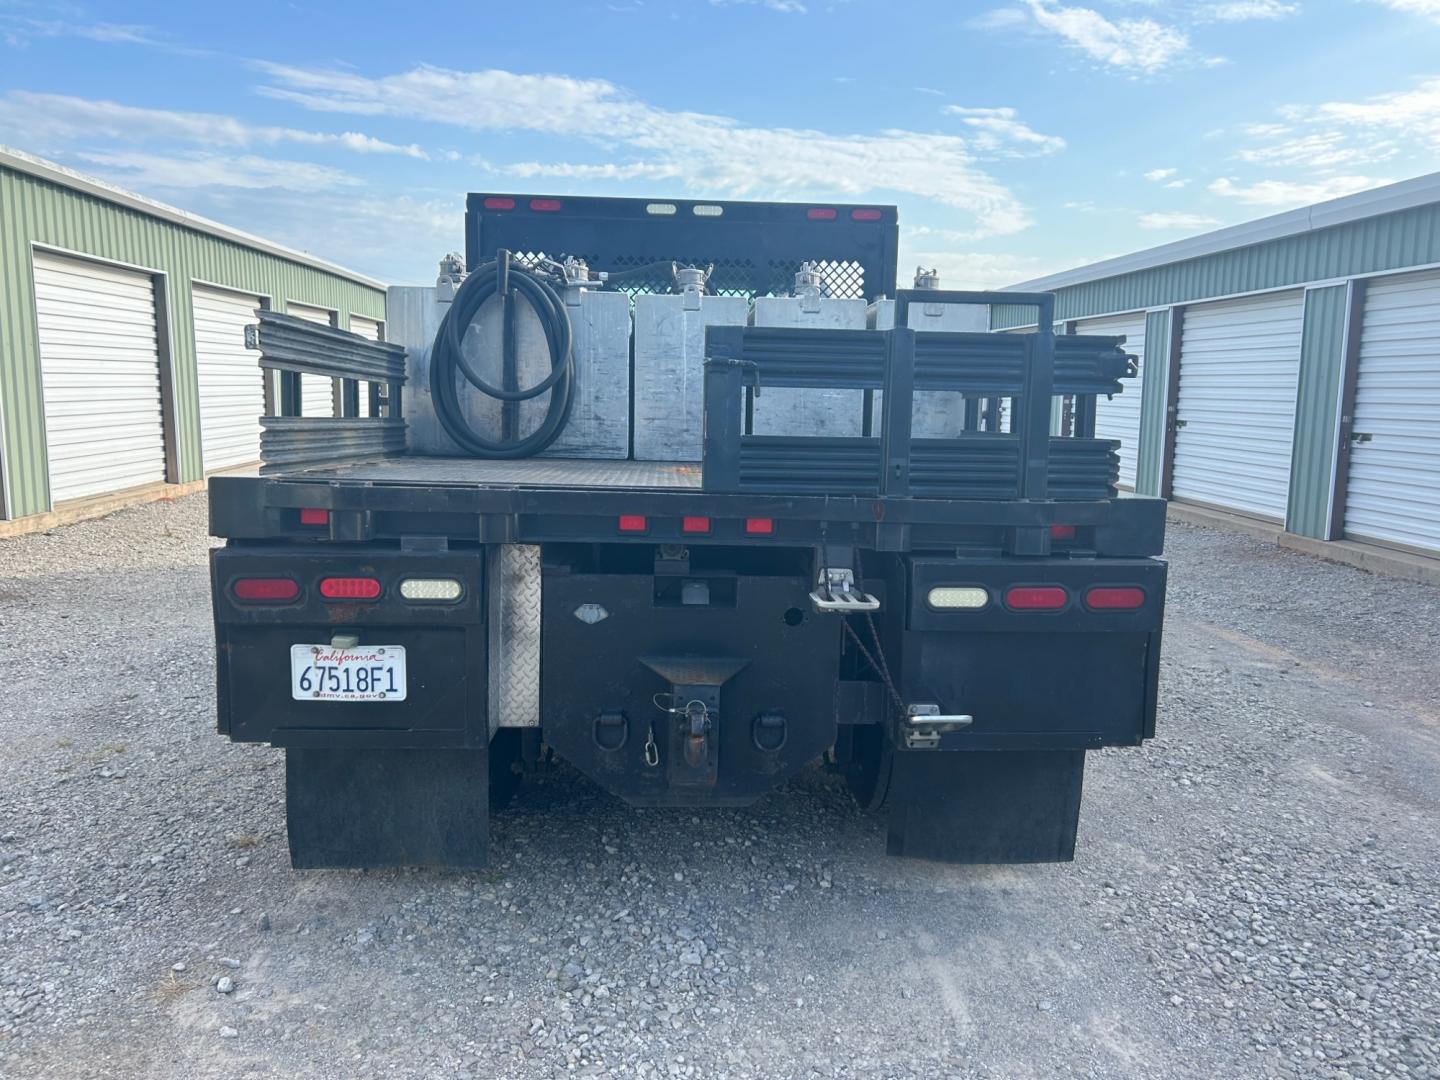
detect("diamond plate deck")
[289,456,703,490]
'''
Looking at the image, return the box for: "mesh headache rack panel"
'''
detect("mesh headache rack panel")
[466,194,898,300]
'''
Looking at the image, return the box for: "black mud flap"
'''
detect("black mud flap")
[285,746,490,869]
[885,750,1085,864]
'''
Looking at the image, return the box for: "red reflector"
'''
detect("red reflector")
[806,207,837,220]
[530,198,562,212]
[232,577,299,602]
[682,516,711,534]
[482,196,515,210]
[851,208,883,221]
[319,577,381,600]
[299,508,329,526]
[1086,586,1145,610]
[618,515,647,533]
[745,517,775,535]
[1005,586,1068,611]
[1050,524,1076,540]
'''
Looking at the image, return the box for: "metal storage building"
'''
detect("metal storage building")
[998,173,1440,560]
[0,147,386,529]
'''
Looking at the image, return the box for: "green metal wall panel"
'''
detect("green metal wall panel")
[994,202,1440,329]
[1286,285,1349,539]
[1134,309,1171,498]
[0,165,386,518]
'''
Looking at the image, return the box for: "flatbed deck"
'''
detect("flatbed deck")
[264,456,703,491]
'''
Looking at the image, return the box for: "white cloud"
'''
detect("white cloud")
[72,150,360,193]
[1369,0,1440,21]
[1,15,158,48]
[709,0,807,11]
[1022,0,1192,73]
[254,62,1043,238]
[1208,174,1382,206]
[943,106,1066,155]
[0,91,428,158]
[1143,167,1178,181]
[1310,77,1440,153]
[1236,130,1393,169]
[1138,211,1221,230]
[1199,0,1298,21]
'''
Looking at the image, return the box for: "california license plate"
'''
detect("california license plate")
[290,644,407,702]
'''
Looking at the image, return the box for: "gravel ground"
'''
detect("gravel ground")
[0,497,1437,1080]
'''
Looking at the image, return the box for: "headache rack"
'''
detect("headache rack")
[467,193,899,299]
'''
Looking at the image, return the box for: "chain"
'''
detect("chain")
[841,617,906,720]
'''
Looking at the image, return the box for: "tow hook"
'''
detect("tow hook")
[904,703,974,750]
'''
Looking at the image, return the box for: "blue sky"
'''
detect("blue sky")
[2,0,1439,287]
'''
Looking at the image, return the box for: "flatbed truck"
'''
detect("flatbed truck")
[208,194,1166,869]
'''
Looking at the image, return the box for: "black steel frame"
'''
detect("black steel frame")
[702,289,1091,503]
[465,193,900,299]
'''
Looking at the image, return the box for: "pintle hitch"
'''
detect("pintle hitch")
[640,656,749,788]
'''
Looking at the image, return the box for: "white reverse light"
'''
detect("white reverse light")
[927,586,989,610]
[399,578,463,602]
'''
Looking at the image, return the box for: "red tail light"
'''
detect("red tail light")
[530,198,562,212]
[682,516,711,534]
[319,577,381,600]
[745,517,775,535]
[851,208,883,221]
[233,577,299,603]
[806,207,837,221]
[299,508,329,527]
[618,515,648,533]
[1085,586,1145,610]
[1005,586,1068,611]
[1050,524,1076,540]
[483,196,515,210]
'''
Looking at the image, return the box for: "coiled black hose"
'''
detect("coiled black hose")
[429,258,575,458]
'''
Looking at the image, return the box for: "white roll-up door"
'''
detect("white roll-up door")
[1076,313,1146,489]
[1345,270,1440,553]
[349,315,382,341]
[1171,291,1303,520]
[34,251,167,504]
[348,315,382,416]
[287,302,336,417]
[193,285,264,472]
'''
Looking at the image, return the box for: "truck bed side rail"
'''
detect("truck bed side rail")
[248,311,409,471]
[702,290,1133,500]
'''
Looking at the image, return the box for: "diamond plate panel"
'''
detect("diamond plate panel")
[488,544,541,733]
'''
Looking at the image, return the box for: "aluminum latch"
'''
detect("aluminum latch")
[904,703,974,750]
